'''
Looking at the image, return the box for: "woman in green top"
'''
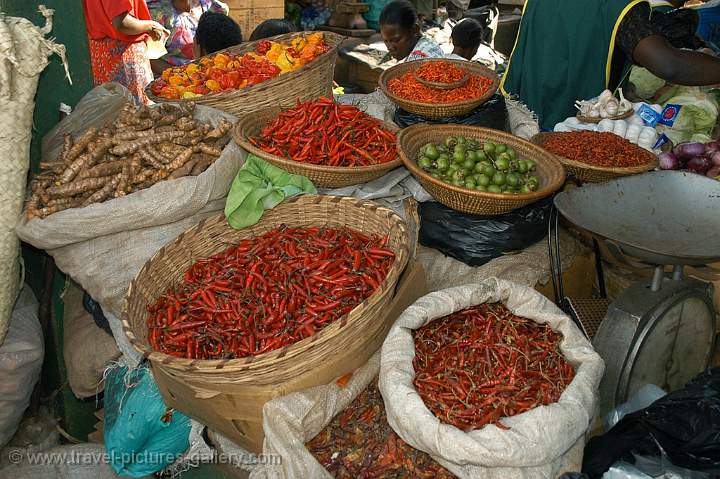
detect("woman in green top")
[501,0,720,130]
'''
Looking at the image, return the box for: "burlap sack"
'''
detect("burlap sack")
[62,282,120,399]
[0,6,68,345]
[379,278,604,479]
[15,87,243,320]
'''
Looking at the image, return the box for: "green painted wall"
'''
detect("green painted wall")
[1,0,97,441]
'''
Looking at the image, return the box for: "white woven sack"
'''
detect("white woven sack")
[0,6,68,345]
[380,278,604,479]
[249,353,380,479]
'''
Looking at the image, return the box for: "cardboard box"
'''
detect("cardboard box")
[229,6,284,41]
[153,261,428,453]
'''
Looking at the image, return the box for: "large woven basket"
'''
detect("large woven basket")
[233,107,402,187]
[379,59,499,120]
[398,125,566,215]
[532,133,658,183]
[146,31,344,117]
[122,195,409,378]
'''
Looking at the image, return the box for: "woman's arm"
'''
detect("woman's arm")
[633,35,720,85]
[112,12,170,40]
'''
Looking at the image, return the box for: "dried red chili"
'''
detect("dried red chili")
[413,303,575,432]
[250,97,397,167]
[415,60,465,83]
[306,379,456,479]
[388,70,493,104]
[146,226,395,359]
[541,131,655,168]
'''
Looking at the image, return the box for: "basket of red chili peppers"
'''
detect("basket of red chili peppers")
[121,195,410,452]
[146,31,344,117]
[379,59,499,119]
[234,97,402,187]
[532,131,658,183]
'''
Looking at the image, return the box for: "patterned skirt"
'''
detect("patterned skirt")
[88,37,153,104]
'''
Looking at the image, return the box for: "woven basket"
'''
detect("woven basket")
[122,195,409,379]
[146,31,344,117]
[233,107,402,188]
[379,59,499,120]
[398,125,566,215]
[531,133,658,183]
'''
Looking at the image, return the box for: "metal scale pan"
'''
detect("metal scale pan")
[554,171,719,415]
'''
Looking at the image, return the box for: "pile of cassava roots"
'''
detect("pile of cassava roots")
[25,102,233,220]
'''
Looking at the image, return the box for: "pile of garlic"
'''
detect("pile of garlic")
[574,89,634,119]
[554,102,661,151]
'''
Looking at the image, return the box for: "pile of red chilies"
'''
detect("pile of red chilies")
[250,97,397,167]
[146,226,395,359]
[413,303,575,431]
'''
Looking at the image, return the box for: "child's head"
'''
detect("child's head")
[193,12,243,58]
[380,0,420,60]
[249,19,297,41]
[451,18,484,60]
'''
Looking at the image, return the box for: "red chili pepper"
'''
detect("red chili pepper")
[388,61,494,104]
[146,226,395,360]
[541,131,655,168]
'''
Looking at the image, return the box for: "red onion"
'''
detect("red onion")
[707,166,720,178]
[673,142,707,160]
[658,151,680,170]
[706,141,720,155]
[711,151,720,167]
[687,155,712,174]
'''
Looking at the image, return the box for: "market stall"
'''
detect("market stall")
[2,3,720,479]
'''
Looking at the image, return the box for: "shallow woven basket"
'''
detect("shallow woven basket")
[531,132,658,183]
[379,59,499,120]
[399,125,566,215]
[233,107,402,188]
[146,31,344,117]
[121,195,409,382]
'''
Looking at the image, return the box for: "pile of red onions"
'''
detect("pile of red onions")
[658,141,720,179]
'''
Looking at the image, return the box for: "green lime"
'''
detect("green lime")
[464,178,476,189]
[520,185,531,194]
[438,144,448,154]
[527,175,540,190]
[436,157,450,171]
[483,165,496,177]
[526,159,537,171]
[492,172,506,186]
[506,172,520,187]
[517,160,528,174]
[476,185,488,192]
[463,158,476,170]
[467,150,478,162]
[487,184,502,194]
[477,174,491,187]
[483,142,496,155]
[451,179,464,187]
[445,136,456,148]
[495,144,507,154]
[418,157,432,169]
[452,150,464,163]
[474,162,486,173]
[424,144,439,160]
[506,147,517,160]
[456,136,467,145]
[451,169,465,181]
[495,157,510,171]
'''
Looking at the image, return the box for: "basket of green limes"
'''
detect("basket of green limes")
[398,124,566,215]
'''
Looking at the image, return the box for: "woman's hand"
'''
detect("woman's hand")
[146,21,170,41]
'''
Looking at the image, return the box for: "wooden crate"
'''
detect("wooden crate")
[227,0,285,41]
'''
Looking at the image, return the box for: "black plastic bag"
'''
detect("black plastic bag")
[83,291,113,336]
[418,197,552,267]
[394,93,510,132]
[583,368,720,478]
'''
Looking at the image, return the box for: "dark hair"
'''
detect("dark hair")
[249,19,297,41]
[379,0,417,30]
[451,18,484,49]
[195,12,242,55]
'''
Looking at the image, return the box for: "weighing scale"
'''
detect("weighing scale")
[551,171,719,416]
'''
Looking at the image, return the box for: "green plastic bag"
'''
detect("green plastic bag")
[224,155,316,229]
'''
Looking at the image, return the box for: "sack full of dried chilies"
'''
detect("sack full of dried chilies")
[379,278,605,479]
